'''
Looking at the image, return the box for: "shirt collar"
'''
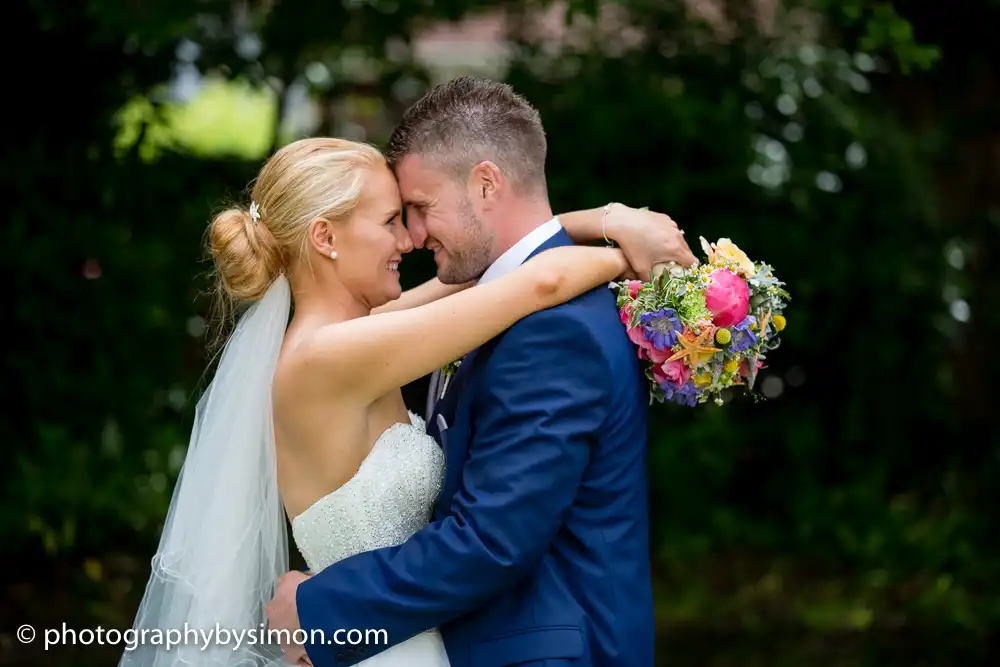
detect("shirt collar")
[477,217,562,286]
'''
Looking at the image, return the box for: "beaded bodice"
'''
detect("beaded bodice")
[291,412,445,571]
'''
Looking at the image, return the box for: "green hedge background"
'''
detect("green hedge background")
[3,1,998,664]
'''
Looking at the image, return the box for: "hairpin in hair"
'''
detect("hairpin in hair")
[249,201,261,224]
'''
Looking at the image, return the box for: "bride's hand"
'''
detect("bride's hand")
[604,204,697,280]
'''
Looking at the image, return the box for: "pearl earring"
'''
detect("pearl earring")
[329,251,338,260]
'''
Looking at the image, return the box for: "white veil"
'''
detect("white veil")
[119,275,291,666]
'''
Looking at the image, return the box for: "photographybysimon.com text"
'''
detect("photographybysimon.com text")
[16,622,388,652]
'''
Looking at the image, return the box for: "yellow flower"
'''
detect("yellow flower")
[772,314,786,331]
[715,328,732,345]
[723,358,740,373]
[694,372,713,387]
[715,238,755,275]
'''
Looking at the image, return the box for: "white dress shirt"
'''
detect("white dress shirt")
[425,217,563,420]
[476,216,563,285]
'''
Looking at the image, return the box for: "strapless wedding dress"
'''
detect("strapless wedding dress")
[291,412,450,666]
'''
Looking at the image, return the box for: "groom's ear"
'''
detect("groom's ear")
[469,160,503,204]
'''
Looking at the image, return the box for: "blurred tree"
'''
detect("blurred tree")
[3,1,998,663]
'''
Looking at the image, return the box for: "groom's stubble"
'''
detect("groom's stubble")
[436,193,495,285]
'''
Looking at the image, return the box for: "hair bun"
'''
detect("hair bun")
[208,207,283,302]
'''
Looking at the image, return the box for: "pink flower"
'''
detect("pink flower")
[621,303,654,356]
[703,269,750,328]
[627,280,642,298]
[647,345,673,364]
[619,303,632,326]
[654,358,691,388]
[627,324,649,350]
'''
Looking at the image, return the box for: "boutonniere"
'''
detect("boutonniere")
[439,358,462,399]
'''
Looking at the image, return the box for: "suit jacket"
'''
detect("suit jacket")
[297,229,654,667]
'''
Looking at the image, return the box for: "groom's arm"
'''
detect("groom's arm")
[296,307,610,667]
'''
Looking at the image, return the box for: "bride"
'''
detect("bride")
[118,137,689,666]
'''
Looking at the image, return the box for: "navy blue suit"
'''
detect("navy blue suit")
[297,229,653,667]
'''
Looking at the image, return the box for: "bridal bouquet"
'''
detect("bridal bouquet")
[615,237,790,406]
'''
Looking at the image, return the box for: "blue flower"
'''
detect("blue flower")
[640,308,683,350]
[728,315,757,353]
[662,379,700,407]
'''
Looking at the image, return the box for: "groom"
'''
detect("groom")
[268,77,681,667]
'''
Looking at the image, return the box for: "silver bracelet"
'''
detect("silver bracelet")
[602,202,617,246]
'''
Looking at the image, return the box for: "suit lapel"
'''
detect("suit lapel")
[428,347,479,439]
[432,227,575,517]
[431,346,481,518]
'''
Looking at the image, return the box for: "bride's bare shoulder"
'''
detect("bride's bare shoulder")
[271,326,365,460]
[282,318,377,383]
[272,320,367,406]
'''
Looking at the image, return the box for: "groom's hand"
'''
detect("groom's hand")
[266,570,311,665]
[606,204,697,280]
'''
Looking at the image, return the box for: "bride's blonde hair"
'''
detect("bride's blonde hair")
[204,138,384,345]
[209,137,385,301]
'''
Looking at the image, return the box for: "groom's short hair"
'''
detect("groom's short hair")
[386,76,547,198]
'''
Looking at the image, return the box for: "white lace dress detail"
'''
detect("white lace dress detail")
[291,412,449,666]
